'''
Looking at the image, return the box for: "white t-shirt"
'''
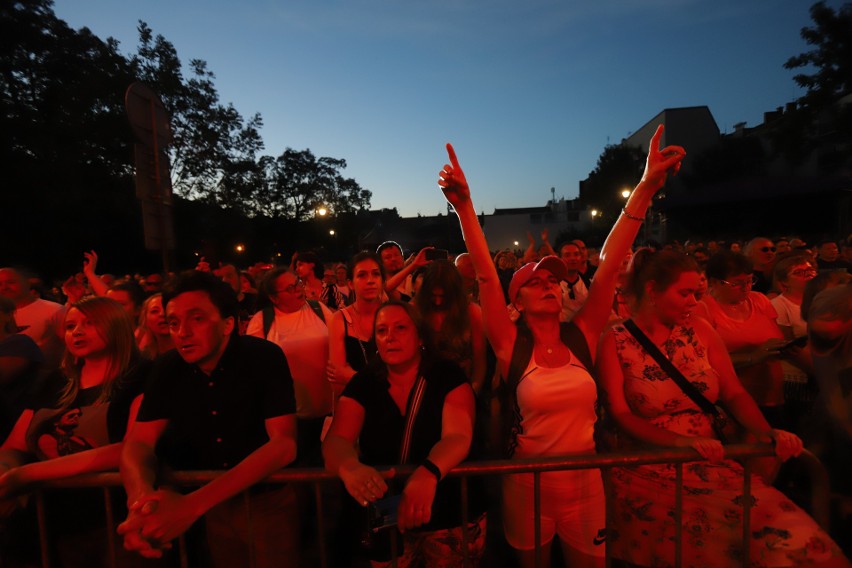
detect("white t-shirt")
[771,294,807,338]
[246,303,333,419]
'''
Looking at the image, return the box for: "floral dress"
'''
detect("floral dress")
[607,323,844,567]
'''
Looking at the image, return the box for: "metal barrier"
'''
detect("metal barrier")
[20,443,829,568]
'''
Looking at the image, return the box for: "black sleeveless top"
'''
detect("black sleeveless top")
[342,313,377,372]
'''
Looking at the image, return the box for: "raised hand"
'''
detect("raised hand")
[438,143,470,209]
[82,250,99,275]
[640,124,686,189]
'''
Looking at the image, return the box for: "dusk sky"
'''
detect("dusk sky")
[52,0,832,218]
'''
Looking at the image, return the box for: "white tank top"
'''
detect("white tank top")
[513,353,598,458]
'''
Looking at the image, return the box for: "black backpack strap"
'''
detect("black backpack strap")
[307,299,326,324]
[262,305,275,338]
[560,321,593,371]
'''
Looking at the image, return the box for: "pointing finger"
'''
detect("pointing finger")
[446,143,461,170]
[650,124,664,151]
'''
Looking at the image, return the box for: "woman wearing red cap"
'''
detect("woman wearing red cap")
[438,125,684,568]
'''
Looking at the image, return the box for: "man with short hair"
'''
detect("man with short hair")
[118,271,299,566]
[0,267,64,371]
[816,240,851,271]
[558,242,590,322]
[377,241,414,300]
[571,239,597,281]
[454,252,479,303]
[745,237,776,294]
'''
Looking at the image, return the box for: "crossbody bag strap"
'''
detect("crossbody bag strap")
[399,373,427,465]
[622,319,720,418]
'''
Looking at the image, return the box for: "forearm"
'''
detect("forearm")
[322,434,361,475]
[86,272,109,297]
[18,443,122,483]
[385,262,416,293]
[613,412,691,448]
[423,433,471,478]
[121,440,160,503]
[724,392,772,439]
[0,449,31,472]
[596,180,655,283]
[579,180,657,332]
[185,436,296,518]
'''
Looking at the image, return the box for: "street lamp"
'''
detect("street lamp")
[235,244,245,253]
[621,188,631,199]
[591,209,599,218]
[329,229,335,236]
[316,207,328,217]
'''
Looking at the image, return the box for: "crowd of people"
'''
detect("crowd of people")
[0,126,851,567]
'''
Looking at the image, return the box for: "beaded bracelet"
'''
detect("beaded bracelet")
[621,207,644,222]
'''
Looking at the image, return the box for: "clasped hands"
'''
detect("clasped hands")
[117,489,201,559]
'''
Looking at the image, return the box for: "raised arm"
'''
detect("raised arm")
[575,125,685,355]
[439,144,517,366]
[385,247,433,297]
[82,250,109,297]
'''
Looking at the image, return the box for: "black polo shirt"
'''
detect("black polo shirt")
[137,335,296,471]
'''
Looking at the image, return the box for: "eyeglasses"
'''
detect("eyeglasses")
[790,268,817,278]
[720,276,756,289]
[760,246,776,253]
[274,279,305,294]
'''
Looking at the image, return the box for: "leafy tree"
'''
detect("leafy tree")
[784,2,852,110]
[777,1,852,171]
[130,22,265,206]
[579,143,645,224]
[264,148,371,221]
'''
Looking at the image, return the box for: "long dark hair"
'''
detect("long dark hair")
[414,260,471,352]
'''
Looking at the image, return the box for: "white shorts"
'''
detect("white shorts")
[502,469,606,556]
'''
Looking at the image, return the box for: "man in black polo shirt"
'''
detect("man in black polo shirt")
[118,271,299,566]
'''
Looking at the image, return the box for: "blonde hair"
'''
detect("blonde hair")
[58,296,138,409]
[136,293,166,359]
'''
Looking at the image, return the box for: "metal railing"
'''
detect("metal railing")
[18,443,829,568]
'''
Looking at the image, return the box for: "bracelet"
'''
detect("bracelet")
[421,459,442,482]
[621,207,644,222]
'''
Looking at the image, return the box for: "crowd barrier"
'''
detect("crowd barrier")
[21,443,830,568]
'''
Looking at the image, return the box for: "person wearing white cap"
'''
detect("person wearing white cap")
[439,125,685,568]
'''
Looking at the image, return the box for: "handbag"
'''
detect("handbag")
[622,319,741,443]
